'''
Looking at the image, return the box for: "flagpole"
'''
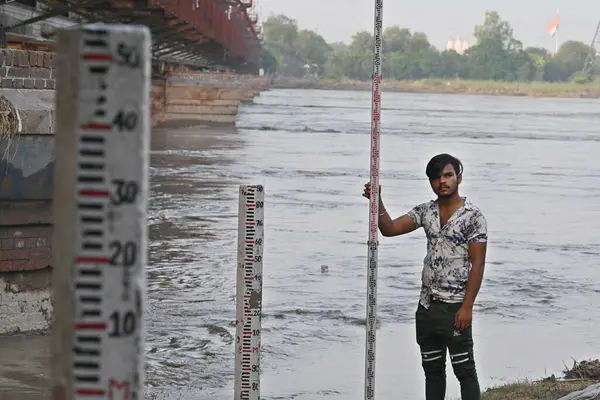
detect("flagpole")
[556,7,560,53]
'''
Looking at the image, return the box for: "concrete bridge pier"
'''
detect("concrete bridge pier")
[152,72,268,125]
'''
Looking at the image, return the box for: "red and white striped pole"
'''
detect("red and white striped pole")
[364,0,383,399]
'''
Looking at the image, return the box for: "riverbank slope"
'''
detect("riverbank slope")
[481,359,600,400]
[269,77,600,99]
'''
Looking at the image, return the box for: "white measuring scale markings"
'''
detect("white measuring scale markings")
[52,24,150,400]
[234,185,265,400]
[365,0,383,399]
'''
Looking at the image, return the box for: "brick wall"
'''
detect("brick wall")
[0,226,52,272]
[0,178,53,335]
[0,225,53,335]
[0,49,56,89]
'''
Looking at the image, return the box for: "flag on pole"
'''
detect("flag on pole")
[546,11,559,37]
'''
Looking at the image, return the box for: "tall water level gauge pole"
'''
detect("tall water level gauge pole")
[51,24,151,400]
[365,0,383,399]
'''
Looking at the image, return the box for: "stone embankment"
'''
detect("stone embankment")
[0,49,267,335]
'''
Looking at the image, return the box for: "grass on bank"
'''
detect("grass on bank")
[299,77,600,98]
[0,95,19,141]
[480,359,600,400]
[0,95,21,163]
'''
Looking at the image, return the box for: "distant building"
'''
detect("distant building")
[446,36,470,55]
[303,63,319,78]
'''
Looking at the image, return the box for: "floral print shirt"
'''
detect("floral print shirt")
[407,197,488,309]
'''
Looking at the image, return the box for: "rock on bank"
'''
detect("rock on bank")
[0,48,266,335]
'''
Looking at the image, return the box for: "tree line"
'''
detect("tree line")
[261,11,598,83]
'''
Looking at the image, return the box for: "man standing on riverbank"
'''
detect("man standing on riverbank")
[362,153,488,400]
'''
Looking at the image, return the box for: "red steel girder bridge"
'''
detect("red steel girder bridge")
[2,0,263,73]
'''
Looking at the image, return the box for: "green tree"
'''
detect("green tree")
[465,10,533,81]
[344,31,374,80]
[296,29,332,67]
[262,15,301,76]
[262,14,331,77]
[323,51,349,79]
[439,50,468,78]
[263,15,298,50]
[525,47,551,81]
[261,48,278,75]
[525,46,551,59]
[553,40,594,80]
[410,32,432,53]
[466,38,512,80]
[383,26,413,53]
[380,27,437,79]
[262,10,596,84]
[543,60,564,82]
[473,10,522,51]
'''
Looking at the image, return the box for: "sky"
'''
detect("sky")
[254,0,600,52]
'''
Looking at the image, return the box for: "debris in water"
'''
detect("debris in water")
[0,95,20,142]
[160,361,185,369]
[204,324,233,343]
[564,359,600,380]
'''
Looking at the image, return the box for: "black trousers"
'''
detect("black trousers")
[415,300,480,400]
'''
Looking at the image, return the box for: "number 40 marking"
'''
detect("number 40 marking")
[113,111,137,132]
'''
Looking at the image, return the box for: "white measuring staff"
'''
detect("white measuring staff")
[52,24,151,400]
[234,185,265,400]
[364,0,383,399]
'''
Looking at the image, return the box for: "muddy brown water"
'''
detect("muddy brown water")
[2,89,600,400]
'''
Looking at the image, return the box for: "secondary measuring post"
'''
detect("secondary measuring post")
[234,185,265,400]
[365,0,383,400]
[51,24,151,400]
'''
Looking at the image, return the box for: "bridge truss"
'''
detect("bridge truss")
[0,0,263,73]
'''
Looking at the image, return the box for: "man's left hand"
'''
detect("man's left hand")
[455,305,472,331]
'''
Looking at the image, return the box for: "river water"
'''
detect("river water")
[1,89,599,400]
[145,89,600,400]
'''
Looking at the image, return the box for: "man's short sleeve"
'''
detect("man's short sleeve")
[467,211,488,243]
[407,203,426,228]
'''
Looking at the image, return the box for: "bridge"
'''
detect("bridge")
[0,0,263,73]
